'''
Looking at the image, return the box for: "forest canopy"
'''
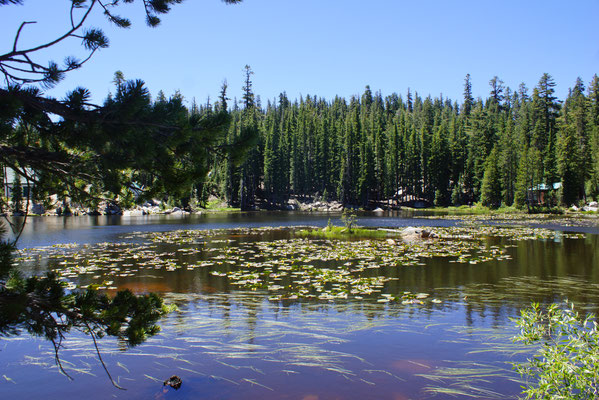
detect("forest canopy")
[201,73,599,210]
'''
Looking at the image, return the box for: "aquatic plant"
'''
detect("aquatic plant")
[341,209,357,233]
[16,224,588,306]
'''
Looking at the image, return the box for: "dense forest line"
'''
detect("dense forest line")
[196,71,599,210]
[7,71,599,213]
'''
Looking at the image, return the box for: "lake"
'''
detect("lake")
[2,211,599,399]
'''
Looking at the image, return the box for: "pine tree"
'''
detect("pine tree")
[557,122,582,206]
[238,65,260,210]
[463,74,474,117]
[429,122,451,205]
[489,76,505,106]
[515,146,542,210]
[531,73,561,184]
[557,79,587,205]
[498,112,518,205]
[587,75,599,199]
[480,147,502,208]
[11,173,23,213]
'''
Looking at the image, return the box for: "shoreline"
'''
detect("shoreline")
[4,197,598,218]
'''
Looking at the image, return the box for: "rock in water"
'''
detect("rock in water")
[164,375,182,390]
[401,227,437,241]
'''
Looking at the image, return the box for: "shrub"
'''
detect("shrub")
[512,301,599,399]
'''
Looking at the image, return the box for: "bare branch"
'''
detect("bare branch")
[70,2,76,29]
[85,322,126,391]
[51,335,74,381]
[12,21,36,52]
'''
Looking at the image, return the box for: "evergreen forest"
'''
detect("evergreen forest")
[7,70,599,213]
[197,72,599,210]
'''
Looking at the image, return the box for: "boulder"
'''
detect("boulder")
[123,209,144,217]
[287,200,300,210]
[400,227,437,241]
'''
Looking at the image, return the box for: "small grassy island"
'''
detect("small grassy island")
[298,225,389,239]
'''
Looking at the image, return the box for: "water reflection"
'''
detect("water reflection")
[16,209,599,249]
[2,290,531,399]
[3,217,599,399]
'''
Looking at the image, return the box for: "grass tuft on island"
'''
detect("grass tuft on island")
[297,225,389,239]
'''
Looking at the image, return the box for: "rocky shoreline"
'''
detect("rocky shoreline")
[10,200,195,217]
[10,197,352,217]
[7,198,599,217]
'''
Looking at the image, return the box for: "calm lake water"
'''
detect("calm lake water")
[2,211,599,399]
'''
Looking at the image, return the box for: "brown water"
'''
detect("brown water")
[2,212,599,399]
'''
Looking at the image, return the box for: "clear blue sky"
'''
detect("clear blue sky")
[2,0,598,106]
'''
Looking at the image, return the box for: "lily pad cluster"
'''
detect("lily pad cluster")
[14,224,585,305]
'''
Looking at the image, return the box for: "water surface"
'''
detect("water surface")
[2,212,599,399]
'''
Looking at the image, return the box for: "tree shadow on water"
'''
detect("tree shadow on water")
[0,223,171,390]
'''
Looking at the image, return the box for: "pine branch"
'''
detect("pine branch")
[1,1,97,61]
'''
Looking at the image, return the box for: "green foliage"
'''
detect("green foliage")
[557,80,588,206]
[297,225,387,239]
[0,270,171,346]
[206,74,599,211]
[480,147,502,209]
[1,1,246,209]
[0,80,239,206]
[512,301,599,399]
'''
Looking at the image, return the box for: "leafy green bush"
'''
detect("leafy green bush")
[512,301,599,399]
